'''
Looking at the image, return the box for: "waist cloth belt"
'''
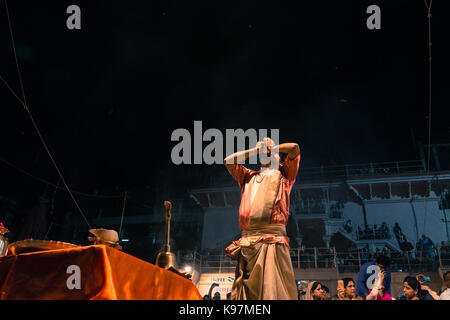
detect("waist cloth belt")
[225,224,290,260]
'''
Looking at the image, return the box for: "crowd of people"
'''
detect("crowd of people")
[201,255,450,300]
[297,255,450,300]
[357,223,390,240]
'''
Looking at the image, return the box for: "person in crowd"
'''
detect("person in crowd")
[333,278,363,300]
[357,226,363,240]
[344,220,352,233]
[399,276,434,300]
[374,248,381,258]
[373,224,380,239]
[306,281,325,300]
[440,242,449,260]
[417,234,434,258]
[321,285,331,300]
[416,273,439,300]
[393,222,402,238]
[356,255,391,299]
[439,271,450,300]
[380,222,389,238]
[366,270,392,300]
[226,292,232,300]
[297,282,307,300]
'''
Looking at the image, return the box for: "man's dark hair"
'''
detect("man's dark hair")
[444,271,450,279]
[376,255,391,267]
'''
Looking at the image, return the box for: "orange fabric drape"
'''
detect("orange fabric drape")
[0,245,202,300]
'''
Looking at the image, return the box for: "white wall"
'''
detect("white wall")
[342,198,447,245]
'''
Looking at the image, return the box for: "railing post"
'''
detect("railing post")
[406,251,411,272]
[219,254,222,273]
[314,248,318,269]
[333,247,337,269]
[358,250,361,268]
[297,248,300,269]
[436,246,442,269]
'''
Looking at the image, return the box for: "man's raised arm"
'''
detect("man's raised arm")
[271,143,300,160]
[224,141,263,169]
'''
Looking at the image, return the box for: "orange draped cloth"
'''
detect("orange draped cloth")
[0,245,202,300]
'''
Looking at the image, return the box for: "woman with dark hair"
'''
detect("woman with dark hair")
[306,281,325,300]
[322,285,331,300]
[399,276,434,300]
[367,270,392,300]
[333,278,363,300]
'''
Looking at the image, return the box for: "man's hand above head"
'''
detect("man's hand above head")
[271,143,300,160]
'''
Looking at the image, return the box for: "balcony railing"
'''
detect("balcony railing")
[292,199,344,219]
[204,160,428,187]
[298,160,426,181]
[176,246,445,274]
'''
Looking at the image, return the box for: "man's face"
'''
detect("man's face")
[260,153,280,169]
[376,263,386,272]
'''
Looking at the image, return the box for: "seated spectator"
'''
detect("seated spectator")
[366,270,392,300]
[439,271,450,300]
[306,281,325,300]
[399,276,434,300]
[393,222,402,239]
[440,242,448,258]
[332,278,363,300]
[357,226,363,240]
[374,248,381,258]
[416,273,439,300]
[363,226,373,240]
[344,220,352,233]
[321,285,331,300]
[297,282,307,300]
[373,224,380,239]
[213,292,221,300]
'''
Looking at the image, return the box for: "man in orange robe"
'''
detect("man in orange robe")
[224,138,300,300]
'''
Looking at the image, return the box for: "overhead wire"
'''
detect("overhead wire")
[3,0,92,229]
[421,0,433,260]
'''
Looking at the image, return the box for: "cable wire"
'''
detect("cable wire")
[4,0,91,229]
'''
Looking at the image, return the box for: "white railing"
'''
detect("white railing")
[177,246,444,274]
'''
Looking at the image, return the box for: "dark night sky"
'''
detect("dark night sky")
[1,0,449,208]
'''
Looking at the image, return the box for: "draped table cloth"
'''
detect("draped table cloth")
[0,244,202,300]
